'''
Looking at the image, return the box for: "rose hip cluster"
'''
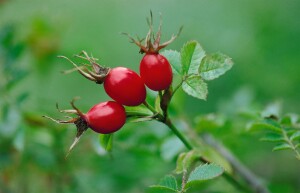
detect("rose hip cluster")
[44,14,180,153]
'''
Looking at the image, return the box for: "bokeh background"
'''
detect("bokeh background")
[1,0,300,193]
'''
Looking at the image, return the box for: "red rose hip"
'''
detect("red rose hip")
[123,14,179,91]
[104,67,146,106]
[59,52,146,106]
[84,101,126,134]
[140,54,173,91]
[43,100,126,155]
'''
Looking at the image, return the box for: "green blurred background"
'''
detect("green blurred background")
[1,0,300,193]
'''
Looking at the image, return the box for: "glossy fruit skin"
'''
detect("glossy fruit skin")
[84,101,126,134]
[140,54,173,91]
[104,67,146,106]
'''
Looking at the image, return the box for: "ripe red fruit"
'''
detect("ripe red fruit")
[123,14,180,91]
[140,54,173,91]
[43,100,126,155]
[44,100,126,134]
[84,101,126,134]
[104,67,146,106]
[59,52,146,106]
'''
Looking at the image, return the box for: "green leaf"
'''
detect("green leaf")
[260,133,285,142]
[161,50,182,75]
[185,163,224,188]
[148,175,178,193]
[272,143,292,151]
[125,106,153,117]
[290,131,300,141]
[247,120,282,134]
[182,75,208,100]
[175,150,201,174]
[199,53,233,81]
[159,175,178,190]
[181,41,205,75]
[264,118,282,128]
[99,134,113,151]
[147,186,177,193]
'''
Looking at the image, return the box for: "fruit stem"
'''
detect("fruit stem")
[143,100,193,149]
[158,91,163,101]
[143,101,164,121]
[143,101,156,114]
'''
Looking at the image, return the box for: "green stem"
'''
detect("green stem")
[142,99,257,193]
[165,118,252,193]
[143,101,157,114]
[165,118,193,150]
[143,100,192,150]
[282,129,300,161]
[143,101,164,121]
